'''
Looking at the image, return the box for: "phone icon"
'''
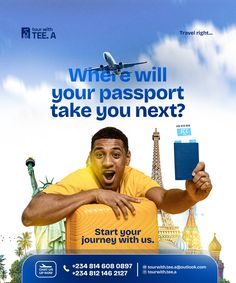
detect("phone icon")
[63,265,70,272]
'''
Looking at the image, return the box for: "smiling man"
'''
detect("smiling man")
[22,127,212,227]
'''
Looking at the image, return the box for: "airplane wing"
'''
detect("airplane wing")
[85,60,147,74]
[121,61,147,68]
[86,65,110,72]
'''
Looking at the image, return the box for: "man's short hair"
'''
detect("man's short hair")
[91,127,129,153]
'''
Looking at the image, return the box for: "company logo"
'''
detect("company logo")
[21,27,31,39]
[35,261,57,278]
[21,27,56,39]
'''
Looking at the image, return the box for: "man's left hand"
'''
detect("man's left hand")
[186,162,212,202]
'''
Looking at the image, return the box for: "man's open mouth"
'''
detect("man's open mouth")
[103,171,115,181]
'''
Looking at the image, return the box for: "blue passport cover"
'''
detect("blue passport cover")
[174,143,199,180]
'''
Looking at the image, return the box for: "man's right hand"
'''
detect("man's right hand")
[22,189,140,227]
[95,189,141,220]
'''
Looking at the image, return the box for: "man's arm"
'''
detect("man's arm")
[22,189,140,226]
[145,162,212,213]
[22,190,97,226]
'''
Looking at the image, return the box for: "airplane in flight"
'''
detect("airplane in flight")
[39,264,52,268]
[87,51,147,75]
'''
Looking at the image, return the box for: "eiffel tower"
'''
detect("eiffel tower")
[151,128,180,243]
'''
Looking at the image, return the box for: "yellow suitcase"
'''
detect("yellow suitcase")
[66,198,158,252]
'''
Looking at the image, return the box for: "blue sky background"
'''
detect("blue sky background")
[1,0,236,85]
[1,0,236,281]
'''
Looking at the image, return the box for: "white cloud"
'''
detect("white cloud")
[189,22,236,79]
[2,75,52,105]
[55,70,91,89]
[3,75,26,94]
[139,22,236,106]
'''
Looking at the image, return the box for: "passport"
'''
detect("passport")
[174,142,199,180]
